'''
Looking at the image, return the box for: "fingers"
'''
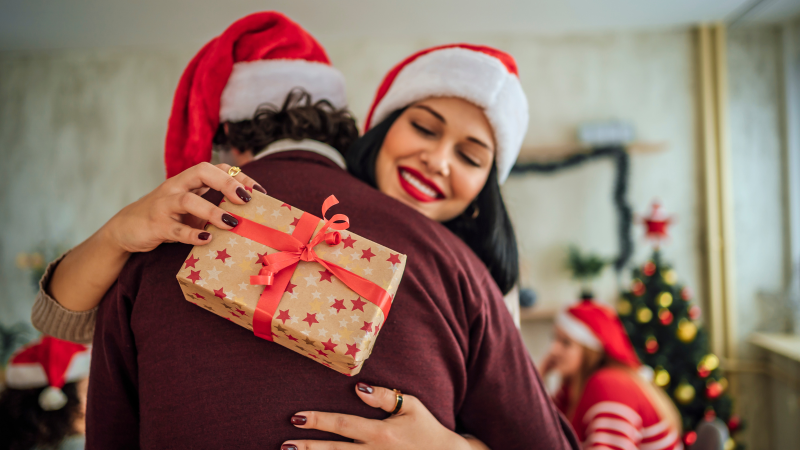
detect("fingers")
[354,382,415,416]
[163,222,213,246]
[171,162,266,205]
[289,411,376,441]
[169,192,240,232]
[280,441,360,450]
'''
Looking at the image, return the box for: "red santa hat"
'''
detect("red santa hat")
[364,44,529,184]
[555,298,641,368]
[164,11,347,178]
[5,336,91,411]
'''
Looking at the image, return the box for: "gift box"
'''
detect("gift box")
[175,192,406,376]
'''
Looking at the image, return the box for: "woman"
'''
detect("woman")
[540,298,682,449]
[0,336,90,450]
[33,15,558,449]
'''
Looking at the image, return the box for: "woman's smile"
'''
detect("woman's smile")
[397,165,445,202]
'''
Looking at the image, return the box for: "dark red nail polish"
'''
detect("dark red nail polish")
[281,445,298,450]
[253,184,267,194]
[290,415,307,425]
[356,382,374,394]
[236,187,252,202]
[222,214,238,228]
[198,232,210,240]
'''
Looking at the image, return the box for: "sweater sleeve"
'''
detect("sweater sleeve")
[573,369,645,450]
[30,252,98,344]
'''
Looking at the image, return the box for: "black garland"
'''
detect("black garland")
[510,145,633,272]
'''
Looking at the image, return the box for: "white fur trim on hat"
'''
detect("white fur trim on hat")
[555,310,603,351]
[220,59,348,122]
[369,47,528,184]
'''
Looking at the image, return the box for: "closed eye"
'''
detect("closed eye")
[459,151,481,167]
[412,122,435,137]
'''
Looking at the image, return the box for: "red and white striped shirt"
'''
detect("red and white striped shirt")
[557,367,682,450]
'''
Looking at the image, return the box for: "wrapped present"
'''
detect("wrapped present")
[176,192,407,375]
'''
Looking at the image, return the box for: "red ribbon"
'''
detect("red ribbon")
[227,195,393,341]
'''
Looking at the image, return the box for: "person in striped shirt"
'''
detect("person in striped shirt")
[541,297,683,450]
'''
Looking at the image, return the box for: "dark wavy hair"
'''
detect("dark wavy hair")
[345,109,519,294]
[213,88,359,156]
[0,382,82,450]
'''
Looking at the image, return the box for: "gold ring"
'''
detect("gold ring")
[228,166,242,177]
[391,389,403,415]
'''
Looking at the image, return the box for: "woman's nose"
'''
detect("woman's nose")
[420,144,451,177]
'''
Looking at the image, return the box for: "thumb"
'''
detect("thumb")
[354,382,409,415]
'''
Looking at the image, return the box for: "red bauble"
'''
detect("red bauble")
[681,286,693,301]
[659,309,674,325]
[728,415,741,433]
[704,408,717,421]
[689,305,701,320]
[698,366,711,378]
[632,280,646,296]
[643,261,656,276]
[683,431,697,446]
[706,381,723,399]
[646,337,659,354]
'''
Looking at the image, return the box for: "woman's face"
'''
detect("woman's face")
[374,97,495,222]
[548,327,585,378]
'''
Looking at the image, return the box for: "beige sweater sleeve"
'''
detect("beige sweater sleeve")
[30,252,98,344]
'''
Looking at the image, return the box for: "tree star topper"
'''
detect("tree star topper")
[640,200,674,246]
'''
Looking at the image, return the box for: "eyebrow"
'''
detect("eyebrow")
[413,104,492,151]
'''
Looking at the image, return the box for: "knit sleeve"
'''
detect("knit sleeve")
[30,252,98,344]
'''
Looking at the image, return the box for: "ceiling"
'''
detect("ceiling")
[1,0,799,50]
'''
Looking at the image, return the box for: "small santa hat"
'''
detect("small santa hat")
[5,336,91,411]
[164,11,347,178]
[555,298,641,368]
[364,44,529,184]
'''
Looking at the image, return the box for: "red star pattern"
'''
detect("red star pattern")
[330,299,346,313]
[285,282,297,293]
[361,248,376,262]
[360,321,373,333]
[319,269,333,283]
[351,297,367,312]
[290,217,301,226]
[342,235,357,248]
[256,251,269,265]
[307,353,318,359]
[345,343,361,358]
[281,203,292,210]
[303,313,319,327]
[216,249,231,263]
[214,287,227,299]
[387,253,401,265]
[184,254,199,269]
[235,308,246,316]
[276,309,291,324]
[286,334,299,341]
[187,270,202,284]
[321,338,338,352]
[316,349,329,357]
[229,311,240,318]
[193,293,205,299]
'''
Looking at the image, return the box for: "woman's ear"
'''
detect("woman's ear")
[223,123,230,135]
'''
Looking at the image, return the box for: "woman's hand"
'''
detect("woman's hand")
[48,162,266,312]
[281,382,489,450]
[105,162,265,252]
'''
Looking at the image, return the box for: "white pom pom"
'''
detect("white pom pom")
[39,386,68,411]
[638,365,655,383]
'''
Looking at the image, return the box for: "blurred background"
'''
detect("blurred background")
[1,1,799,449]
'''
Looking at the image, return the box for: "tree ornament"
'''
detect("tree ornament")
[674,382,696,404]
[698,366,710,378]
[645,336,659,354]
[637,307,653,323]
[706,380,723,399]
[617,299,632,316]
[704,407,717,421]
[719,377,728,390]
[658,308,674,325]
[632,279,646,296]
[699,354,720,371]
[728,415,741,433]
[641,200,674,245]
[724,438,736,450]
[663,269,678,285]
[657,292,673,307]
[643,261,656,276]
[689,304,701,320]
[683,431,697,446]
[654,367,671,387]
[677,319,697,342]
[680,286,693,300]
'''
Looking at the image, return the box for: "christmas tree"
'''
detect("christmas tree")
[617,202,742,449]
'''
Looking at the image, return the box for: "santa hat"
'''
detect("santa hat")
[5,336,91,411]
[555,298,641,368]
[164,11,347,178]
[364,44,529,184]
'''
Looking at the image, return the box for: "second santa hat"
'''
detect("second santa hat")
[165,11,347,178]
[364,43,529,184]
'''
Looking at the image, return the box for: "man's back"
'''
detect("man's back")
[87,151,576,449]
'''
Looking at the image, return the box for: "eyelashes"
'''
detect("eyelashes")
[411,122,435,136]
[412,121,483,168]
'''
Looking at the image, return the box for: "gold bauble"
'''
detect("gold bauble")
[658,292,673,308]
[674,382,696,405]
[724,438,736,450]
[700,354,720,371]
[654,367,671,387]
[617,299,632,316]
[663,269,678,285]
[719,377,728,390]
[677,319,698,343]
[637,307,653,323]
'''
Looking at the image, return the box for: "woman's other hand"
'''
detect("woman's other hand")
[281,382,489,450]
[105,162,266,252]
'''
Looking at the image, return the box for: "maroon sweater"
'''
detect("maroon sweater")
[86,151,578,450]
